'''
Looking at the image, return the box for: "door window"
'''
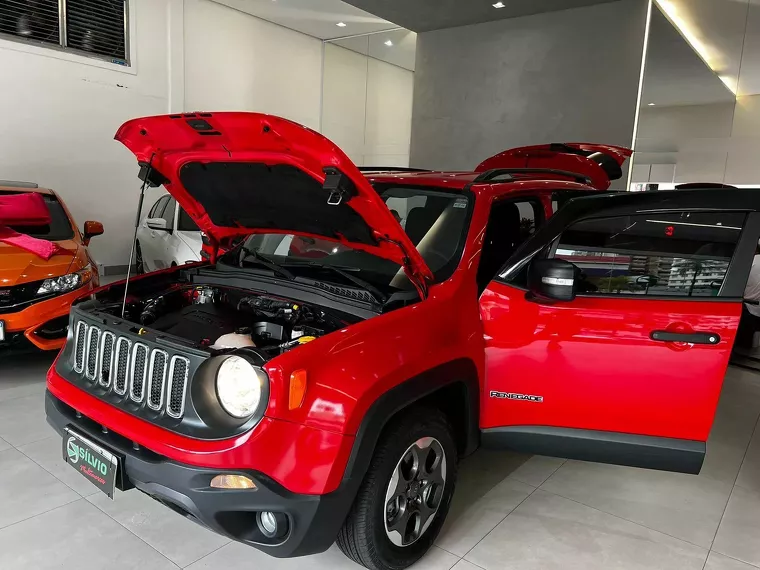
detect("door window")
[478,198,542,290]
[554,211,745,297]
[148,196,169,219]
[162,198,177,230]
[177,206,200,231]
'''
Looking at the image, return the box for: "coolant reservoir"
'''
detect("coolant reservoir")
[213,332,256,349]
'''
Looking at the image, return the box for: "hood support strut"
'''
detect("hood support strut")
[121,156,155,318]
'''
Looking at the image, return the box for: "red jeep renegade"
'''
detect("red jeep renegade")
[45,113,749,570]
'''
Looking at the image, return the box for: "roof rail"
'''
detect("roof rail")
[358,167,431,173]
[0,180,38,188]
[473,168,593,185]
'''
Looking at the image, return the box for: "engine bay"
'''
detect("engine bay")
[114,284,358,358]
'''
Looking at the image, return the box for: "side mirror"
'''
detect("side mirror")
[527,259,577,303]
[82,220,104,245]
[146,218,170,232]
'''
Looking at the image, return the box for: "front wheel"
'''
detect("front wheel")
[135,241,145,275]
[337,408,457,570]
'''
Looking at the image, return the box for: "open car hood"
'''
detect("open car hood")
[115,112,434,288]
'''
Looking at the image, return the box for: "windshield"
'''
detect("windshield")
[6,194,75,241]
[220,185,471,291]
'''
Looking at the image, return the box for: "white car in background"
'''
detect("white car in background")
[136,195,203,273]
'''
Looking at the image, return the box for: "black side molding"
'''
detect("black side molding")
[481,426,705,474]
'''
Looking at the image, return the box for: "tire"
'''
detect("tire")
[135,241,145,275]
[337,408,457,570]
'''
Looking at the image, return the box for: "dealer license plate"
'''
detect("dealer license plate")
[63,429,118,498]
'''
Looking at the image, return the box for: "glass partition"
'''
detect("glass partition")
[322,30,416,167]
[632,0,758,188]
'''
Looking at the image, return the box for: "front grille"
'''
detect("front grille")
[167,356,189,418]
[85,327,101,381]
[71,321,190,419]
[74,322,87,373]
[131,344,149,402]
[0,279,48,314]
[147,350,168,410]
[98,332,116,388]
[114,337,131,395]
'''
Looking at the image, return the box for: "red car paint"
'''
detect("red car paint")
[115,113,434,287]
[480,284,738,440]
[47,113,731,508]
[476,143,633,190]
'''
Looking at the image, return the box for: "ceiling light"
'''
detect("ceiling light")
[719,75,738,94]
[384,39,393,46]
[655,0,735,95]
[336,22,347,27]
[493,1,506,8]
[648,102,656,106]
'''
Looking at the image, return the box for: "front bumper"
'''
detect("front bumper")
[2,286,91,350]
[45,390,355,558]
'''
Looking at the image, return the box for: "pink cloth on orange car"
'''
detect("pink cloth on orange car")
[0,193,62,260]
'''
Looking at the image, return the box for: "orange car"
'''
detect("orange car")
[0,182,103,351]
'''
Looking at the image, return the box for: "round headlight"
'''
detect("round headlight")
[215,356,267,418]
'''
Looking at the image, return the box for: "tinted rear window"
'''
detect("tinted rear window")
[6,194,75,241]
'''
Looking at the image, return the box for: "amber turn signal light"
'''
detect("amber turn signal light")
[210,474,257,490]
[289,369,308,410]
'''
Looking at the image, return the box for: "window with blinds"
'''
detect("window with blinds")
[0,0,128,65]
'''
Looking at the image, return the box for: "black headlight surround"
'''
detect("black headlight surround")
[190,348,270,431]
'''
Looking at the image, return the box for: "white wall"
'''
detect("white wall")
[322,43,414,166]
[0,0,182,270]
[0,0,414,269]
[183,0,323,130]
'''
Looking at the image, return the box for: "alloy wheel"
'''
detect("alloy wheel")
[384,437,447,547]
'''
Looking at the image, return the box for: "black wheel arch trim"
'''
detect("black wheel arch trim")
[342,358,480,487]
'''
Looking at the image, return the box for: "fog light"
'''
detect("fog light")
[210,474,257,490]
[257,511,288,539]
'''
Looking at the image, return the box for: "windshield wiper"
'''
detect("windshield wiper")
[285,262,388,305]
[239,247,295,280]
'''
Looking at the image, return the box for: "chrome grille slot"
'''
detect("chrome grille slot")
[73,321,87,373]
[130,343,149,402]
[114,337,131,395]
[147,350,168,411]
[71,319,193,420]
[98,332,116,387]
[85,326,101,381]
[167,356,190,419]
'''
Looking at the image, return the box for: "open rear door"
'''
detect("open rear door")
[476,143,632,190]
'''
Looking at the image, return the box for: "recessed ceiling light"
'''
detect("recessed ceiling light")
[648,102,656,106]
[493,1,506,8]
[384,39,393,46]
[336,22,347,27]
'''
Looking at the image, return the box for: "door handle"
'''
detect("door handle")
[650,330,720,345]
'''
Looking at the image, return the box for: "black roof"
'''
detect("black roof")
[563,188,760,220]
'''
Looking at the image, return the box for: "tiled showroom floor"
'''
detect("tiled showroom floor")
[2,353,760,570]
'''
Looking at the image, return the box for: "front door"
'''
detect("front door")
[479,204,757,474]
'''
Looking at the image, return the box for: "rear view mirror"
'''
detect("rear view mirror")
[146,218,169,231]
[527,259,577,303]
[82,220,104,245]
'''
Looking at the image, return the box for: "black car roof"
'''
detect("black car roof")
[563,188,760,220]
[500,188,760,287]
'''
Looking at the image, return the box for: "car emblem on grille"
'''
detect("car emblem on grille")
[0,290,10,297]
